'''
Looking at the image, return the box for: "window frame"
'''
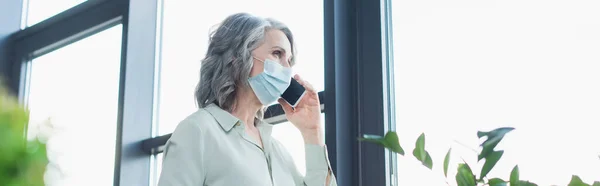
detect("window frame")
[5,0,160,185]
[324,0,394,185]
[1,0,394,185]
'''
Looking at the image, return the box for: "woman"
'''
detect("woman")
[158,13,337,186]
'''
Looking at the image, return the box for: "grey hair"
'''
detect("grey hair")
[195,13,296,118]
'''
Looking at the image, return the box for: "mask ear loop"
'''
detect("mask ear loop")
[252,56,265,63]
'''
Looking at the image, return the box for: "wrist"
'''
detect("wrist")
[300,128,324,146]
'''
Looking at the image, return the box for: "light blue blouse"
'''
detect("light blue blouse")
[157,103,337,186]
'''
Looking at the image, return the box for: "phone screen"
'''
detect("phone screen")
[281,78,306,107]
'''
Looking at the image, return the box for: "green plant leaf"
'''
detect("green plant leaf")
[489,178,507,186]
[510,165,519,186]
[412,147,434,169]
[592,181,600,186]
[414,133,426,159]
[383,132,405,155]
[0,85,48,186]
[480,150,504,180]
[476,131,489,138]
[477,127,514,160]
[568,175,590,186]
[444,148,451,177]
[519,180,538,186]
[359,132,405,155]
[456,163,476,186]
[412,133,433,169]
[424,152,433,169]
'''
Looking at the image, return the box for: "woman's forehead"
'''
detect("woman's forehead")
[263,29,292,52]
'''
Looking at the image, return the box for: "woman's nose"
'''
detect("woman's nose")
[279,59,291,67]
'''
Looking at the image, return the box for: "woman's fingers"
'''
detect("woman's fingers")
[304,81,316,93]
[293,74,316,93]
[293,74,304,84]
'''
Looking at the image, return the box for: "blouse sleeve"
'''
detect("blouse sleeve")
[157,119,206,186]
[301,144,337,186]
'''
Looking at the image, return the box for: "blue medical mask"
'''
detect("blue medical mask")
[248,57,293,105]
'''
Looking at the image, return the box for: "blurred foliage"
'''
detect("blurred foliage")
[360,127,599,186]
[0,83,48,186]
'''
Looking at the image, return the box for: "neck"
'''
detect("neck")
[230,89,262,128]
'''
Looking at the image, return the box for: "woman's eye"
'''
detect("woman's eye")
[272,51,282,58]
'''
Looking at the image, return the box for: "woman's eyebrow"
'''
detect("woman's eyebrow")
[271,46,287,54]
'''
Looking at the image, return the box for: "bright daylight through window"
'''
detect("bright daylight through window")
[391,1,600,185]
[26,25,123,186]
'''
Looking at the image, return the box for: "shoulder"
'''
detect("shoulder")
[170,108,217,141]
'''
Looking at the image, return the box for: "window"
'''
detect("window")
[155,0,324,135]
[152,153,164,186]
[25,25,122,186]
[25,0,87,27]
[391,1,600,185]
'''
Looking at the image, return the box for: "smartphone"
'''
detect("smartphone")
[281,78,306,108]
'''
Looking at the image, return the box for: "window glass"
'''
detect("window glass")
[151,153,164,186]
[156,0,324,135]
[391,1,600,185]
[26,25,122,186]
[26,0,87,27]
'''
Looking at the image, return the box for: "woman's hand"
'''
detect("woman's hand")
[278,74,324,146]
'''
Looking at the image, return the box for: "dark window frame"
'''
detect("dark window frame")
[324,0,395,185]
[5,0,160,185]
